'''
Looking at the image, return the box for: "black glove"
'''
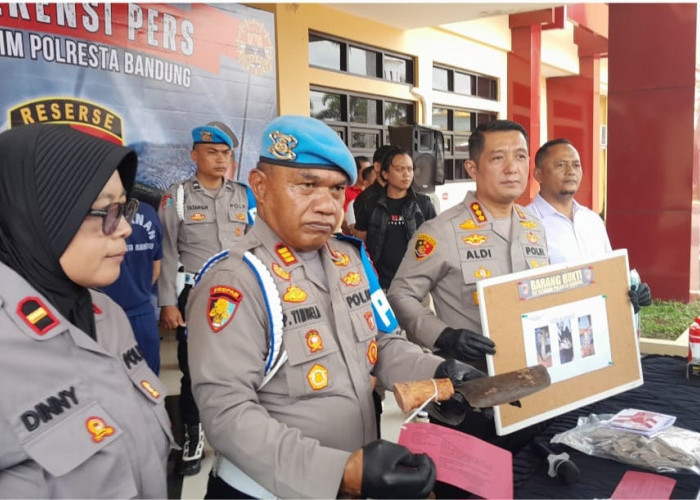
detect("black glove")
[361,439,436,499]
[434,358,486,384]
[429,359,487,425]
[434,327,496,362]
[629,282,652,313]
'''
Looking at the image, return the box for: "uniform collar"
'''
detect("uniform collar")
[461,191,534,223]
[190,177,234,193]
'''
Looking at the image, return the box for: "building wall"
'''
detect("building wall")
[251,3,602,211]
[255,3,511,121]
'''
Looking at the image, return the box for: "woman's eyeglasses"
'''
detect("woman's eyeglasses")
[87,199,139,235]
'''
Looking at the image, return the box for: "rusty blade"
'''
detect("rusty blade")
[457,365,551,408]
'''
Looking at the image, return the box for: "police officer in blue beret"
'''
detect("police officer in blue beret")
[157,123,256,475]
[186,115,483,498]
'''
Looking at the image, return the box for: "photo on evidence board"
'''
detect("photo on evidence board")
[522,295,611,383]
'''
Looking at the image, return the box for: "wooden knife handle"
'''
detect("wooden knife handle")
[393,378,454,413]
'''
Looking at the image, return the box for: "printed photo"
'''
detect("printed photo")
[535,326,552,367]
[521,295,612,383]
[556,318,574,364]
[578,314,595,357]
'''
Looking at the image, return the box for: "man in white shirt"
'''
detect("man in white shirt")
[528,138,651,312]
[528,138,611,264]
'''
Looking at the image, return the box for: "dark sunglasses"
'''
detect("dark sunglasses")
[87,199,139,235]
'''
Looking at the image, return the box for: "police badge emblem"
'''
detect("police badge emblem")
[268,131,298,160]
[207,285,243,332]
[414,233,437,260]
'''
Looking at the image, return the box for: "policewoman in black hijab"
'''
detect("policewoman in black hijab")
[0,124,174,498]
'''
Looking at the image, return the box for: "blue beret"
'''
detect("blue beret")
[191,125,233,149]
[259,115,357,184]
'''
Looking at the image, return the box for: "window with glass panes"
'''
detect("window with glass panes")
[310,87,414,156]
[432,106,497,180]
[433,65,497,100]
[309,32,414,85]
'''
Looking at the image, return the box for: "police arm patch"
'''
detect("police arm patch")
[207,286,243,332]
[414,233,437,260]
[161,193,173,209]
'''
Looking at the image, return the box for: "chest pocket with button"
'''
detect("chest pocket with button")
[518,229,548,268]
[183,206,214,226]
[219,206,248,242]
[460,257,507,286]
[283,319,346,397]
[13,383,138,498]
[349,307,379,371]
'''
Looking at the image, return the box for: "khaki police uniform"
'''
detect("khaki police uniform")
[388,191,548,369]
[187,219,443,498]
[0,261,173,498]
[158,177,253,306]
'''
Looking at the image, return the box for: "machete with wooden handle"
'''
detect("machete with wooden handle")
[393,365,551,413]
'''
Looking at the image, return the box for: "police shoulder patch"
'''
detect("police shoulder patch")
[414,233,437,260]
[17,297,59,336]
[207,285,243,333]
[161,194,173,209]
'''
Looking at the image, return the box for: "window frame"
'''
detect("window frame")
[432,63,498,101]
[310,86,415,156]
[309,31,415,85]
[432,105,497,181]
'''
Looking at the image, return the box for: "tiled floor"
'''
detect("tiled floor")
[160,330,407,499]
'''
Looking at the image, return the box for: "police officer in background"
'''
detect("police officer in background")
[187,115,483,498]
[0,124,173,496]
[388,119,549,453]
[158,123,256,475]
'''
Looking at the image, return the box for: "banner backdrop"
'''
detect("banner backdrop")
[0,2,277,197]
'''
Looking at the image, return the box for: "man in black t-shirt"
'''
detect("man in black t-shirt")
[364,146,436,289]
[375,198,410,288]
[353,145,392,240]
